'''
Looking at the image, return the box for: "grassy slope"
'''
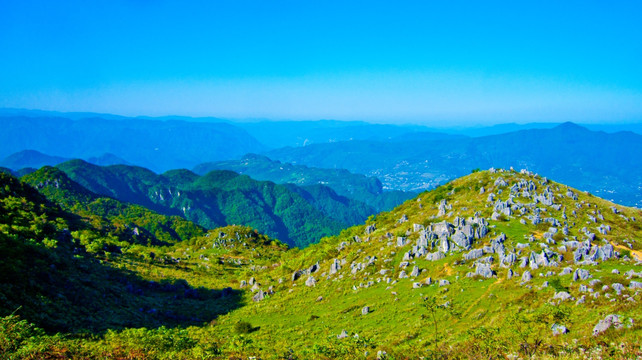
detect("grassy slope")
[189,169,642,358]
[3,169,642,359]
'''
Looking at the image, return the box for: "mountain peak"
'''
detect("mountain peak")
[554,121,587,131]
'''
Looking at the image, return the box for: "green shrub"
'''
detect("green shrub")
[234,321,253,334]
[549,278,568,292]
[0,314,44,356]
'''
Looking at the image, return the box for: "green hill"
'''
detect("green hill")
[193,153,414,212]
[54,159,366,248]
[2,168,642,359]
[163,168,641,358]
[0,171,266,337]
[22,166,204,245]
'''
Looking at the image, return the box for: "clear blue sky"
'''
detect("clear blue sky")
[1,0,641,124]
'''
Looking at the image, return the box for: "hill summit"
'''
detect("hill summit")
[1,168,641,358]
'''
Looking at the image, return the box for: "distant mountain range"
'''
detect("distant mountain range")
[2,109,641,209]
[0,149,130,169]
[266,122,642,207]
[0,115,265,172]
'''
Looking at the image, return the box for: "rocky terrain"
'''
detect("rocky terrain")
[2,167,640,358]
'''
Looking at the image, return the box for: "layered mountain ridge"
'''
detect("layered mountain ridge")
[266,122,642,207]
[46,159,373,248]
[193,153,414,212]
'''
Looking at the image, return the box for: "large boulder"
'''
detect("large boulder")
[410,266,420,277]
[451,230,472,250]
[464,248,484,261]
[292,270,304,282]
[365,224,376,235]
[553,291,573,302]
[305,276,317,287]
[252,290,265,302]
[593,315,623,336]
[475,263,495,278]
[551,323,569,335]
[330,259,341,275]
[573,268,591,281]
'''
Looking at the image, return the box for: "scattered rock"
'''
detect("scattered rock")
[630,281,642,289]
[305,276,316,287]
[365,224,376,235]
[573,268,591,281]
[410,266,420,277]
[292,270,303,282]
[553,291,573,301]
[551,323,569,335]
[593,314,623,336]
[252,290,265,302]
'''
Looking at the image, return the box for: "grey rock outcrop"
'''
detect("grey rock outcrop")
[252,289,265,302]
[410,266,420,277]
[464,248,484,261]
[474,263,495,278]
[593,315,623,336]
[551,323,569,335]
[292,270,304,282]
[426,251,445,261]
[305,276,316,287]
[365,224,376,235]
[573,268,591,281]
[330,259,341,275]
[553,291,573,301]
[630,281,642,289]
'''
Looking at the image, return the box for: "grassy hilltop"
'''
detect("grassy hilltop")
[1,168,642,359]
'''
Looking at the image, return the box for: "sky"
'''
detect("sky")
[1,0,641,124]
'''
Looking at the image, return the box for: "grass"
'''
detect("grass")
[4,169,642,359]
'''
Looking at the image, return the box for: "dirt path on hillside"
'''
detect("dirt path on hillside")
[613,244,642,261]
[460,277,504,318]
